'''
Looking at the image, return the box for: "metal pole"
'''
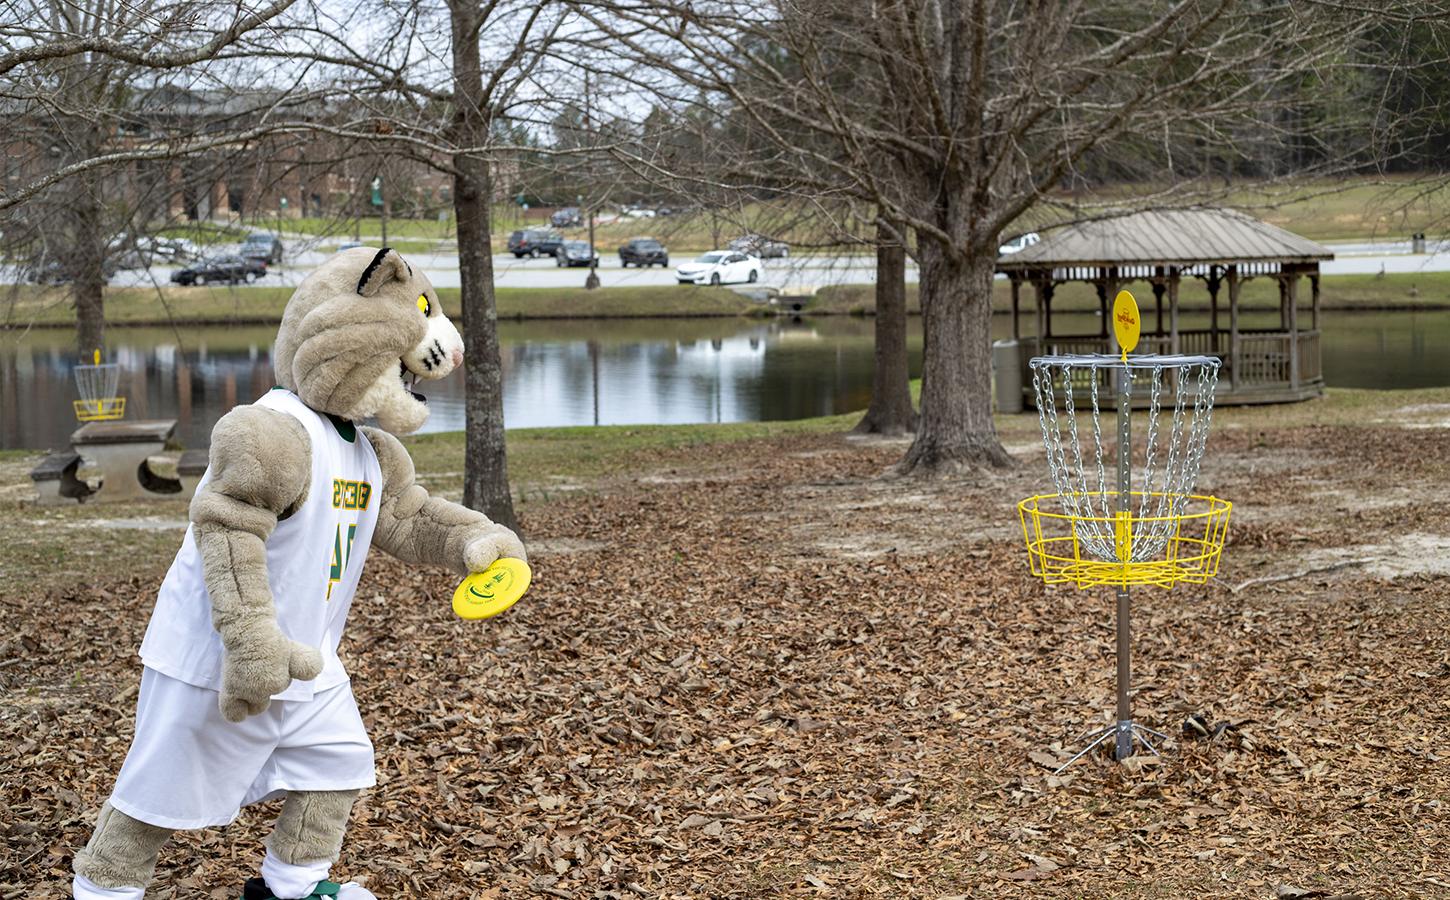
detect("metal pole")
[1115,363,1133,761]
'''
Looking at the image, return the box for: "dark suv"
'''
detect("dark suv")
[618,237,669,268]
[170,255,268,285]
[241,232,284,264]
[508,229,565,258]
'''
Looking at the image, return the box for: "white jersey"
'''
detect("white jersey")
[139,389,381,701]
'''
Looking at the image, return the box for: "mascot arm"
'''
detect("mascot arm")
[362,425,526,576]
[192,405,323,722]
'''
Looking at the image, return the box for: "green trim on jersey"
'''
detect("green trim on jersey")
[325,413,357,442]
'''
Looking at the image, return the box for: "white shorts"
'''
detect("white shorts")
[109,667,375,830]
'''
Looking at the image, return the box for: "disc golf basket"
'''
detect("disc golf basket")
[1017,291,1231,773]
[73,349,126,422]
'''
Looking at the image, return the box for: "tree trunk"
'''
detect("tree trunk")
[853,238,916,435]
[450,1,518,532]
[73,171,106,358]
[900,241,1012,473]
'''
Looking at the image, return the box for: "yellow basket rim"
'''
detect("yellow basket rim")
[73,397,126,422]
[1017,491,1232,589]
[1018,492,1231,525]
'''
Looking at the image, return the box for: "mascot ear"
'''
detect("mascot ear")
[356,247,412,297]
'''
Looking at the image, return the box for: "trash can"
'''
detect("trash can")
[1412,232,1426,254]
[993,339,1023,413]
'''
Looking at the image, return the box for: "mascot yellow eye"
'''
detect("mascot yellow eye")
[416,294,431,316]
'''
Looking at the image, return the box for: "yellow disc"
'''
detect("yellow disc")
[452,557,531,620]
[1112,290,1141,357]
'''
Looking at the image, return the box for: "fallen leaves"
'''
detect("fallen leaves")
[4,425,1450,897]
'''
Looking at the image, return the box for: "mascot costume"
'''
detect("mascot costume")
[71,248,526,899]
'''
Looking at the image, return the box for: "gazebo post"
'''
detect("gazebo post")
[1228,265,1241,391]
[1010,277,1021,340]
[1168,267,1181,355]
[1152,267,1166,342]
[1311,270,1321,331]
[1277,275,1288,331]
[1207,265,1222,354]
[1033,276,1053,345]
[1287,270,1300,390]
[1045,283,1054,339]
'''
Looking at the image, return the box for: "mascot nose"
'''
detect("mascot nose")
[450,348,464,368]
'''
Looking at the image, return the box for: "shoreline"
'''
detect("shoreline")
[5,271,1450,330]
[5,299,1449,331]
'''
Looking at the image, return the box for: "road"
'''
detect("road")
[23,238,1450,292]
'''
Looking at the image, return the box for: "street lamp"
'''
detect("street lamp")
[582,193,599,290]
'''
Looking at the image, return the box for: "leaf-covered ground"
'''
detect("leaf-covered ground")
[3,420,1449,898]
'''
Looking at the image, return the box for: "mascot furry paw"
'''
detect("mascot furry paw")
[72,248,525,900]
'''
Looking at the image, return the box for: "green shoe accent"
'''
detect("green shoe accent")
[238,877,342,900]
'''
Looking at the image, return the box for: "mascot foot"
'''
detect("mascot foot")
[242,877,376,900]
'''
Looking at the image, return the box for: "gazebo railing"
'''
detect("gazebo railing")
[1297,330,1321,383]
[1018,328,1322,402]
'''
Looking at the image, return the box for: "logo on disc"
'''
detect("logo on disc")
[451,557,531,621]
[1112,289,1141,358]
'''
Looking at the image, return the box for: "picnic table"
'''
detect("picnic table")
[31,420,211,504]
[68,419,183,502]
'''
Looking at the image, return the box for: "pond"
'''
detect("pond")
[3,309,1448,450]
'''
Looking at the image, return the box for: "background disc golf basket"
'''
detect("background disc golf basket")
[1017,292,1231,773]
[73,349,126,422]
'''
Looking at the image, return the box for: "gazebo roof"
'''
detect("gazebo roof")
[997,208,1333,271]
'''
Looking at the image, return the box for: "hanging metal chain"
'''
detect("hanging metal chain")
[1031,354,1221,565]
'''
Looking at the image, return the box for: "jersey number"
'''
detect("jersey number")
[327,523,358,600]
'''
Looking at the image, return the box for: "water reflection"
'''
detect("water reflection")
[3,309,1447,451]
[0,318,922,450]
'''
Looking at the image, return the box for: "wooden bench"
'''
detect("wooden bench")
[30,450,97,505]
[178,448,210,499]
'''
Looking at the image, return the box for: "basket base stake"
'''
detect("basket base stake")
[1053,720,1170,775]
[1115,583,1132,760]
[1053,582,1170,773]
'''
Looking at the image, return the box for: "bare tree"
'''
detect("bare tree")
[0,0,306,353]
[853,222,916,436]
[228,0,574,529]
[574,0,1423,473]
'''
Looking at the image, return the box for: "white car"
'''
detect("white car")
[676,250,761,286]
[998,232,1041,255]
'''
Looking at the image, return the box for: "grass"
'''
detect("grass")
[408,415,860,499]
[3,383,1446,598]
[285,216,465,241]
[0,413,859,594]
[1014,174,1450,244]
[1220,176,1450,243]
[1,284,763,328]
[155,222,250,245]
[316,239,443,256]
[283,206,842,256]
[5,269,1447,331]
[274,174,1450,252]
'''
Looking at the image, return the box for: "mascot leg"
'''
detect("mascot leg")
[72,802,171,900]
[247,789,376,900]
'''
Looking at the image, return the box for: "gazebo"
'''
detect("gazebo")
[996,208,1334,406]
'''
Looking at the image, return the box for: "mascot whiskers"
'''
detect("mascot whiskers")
[72,248,525,900]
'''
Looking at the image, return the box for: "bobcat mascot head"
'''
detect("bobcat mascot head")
[272,247,464,434]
